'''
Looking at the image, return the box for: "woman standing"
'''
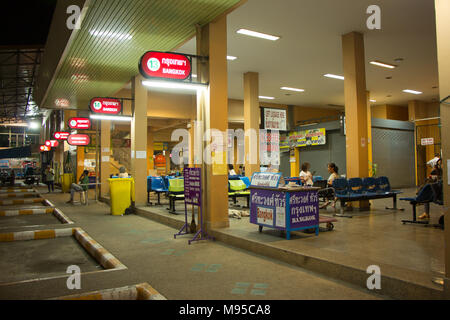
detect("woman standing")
[45,166,55,193]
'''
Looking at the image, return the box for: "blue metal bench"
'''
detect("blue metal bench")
[401,181,443,225]
[147,176,168,205]
[333,176,404,217]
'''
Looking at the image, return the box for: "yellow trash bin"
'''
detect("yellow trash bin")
[109,178,135,216]
[61,173,73,193]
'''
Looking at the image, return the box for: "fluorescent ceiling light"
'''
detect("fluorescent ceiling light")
[324,74,345,80]
[90,115,132,122]
[227,56,238,61]
[403,89,422,95]
[142,80,207,91]
[281,87,304,92]
[29,122,40,129]
[1,123,28,128]
[89,30,132,40]
[370,100,377,103]
[237,29,280,41]
[192,74,198,78]
[370,61,396,69]
[259,96,275,100]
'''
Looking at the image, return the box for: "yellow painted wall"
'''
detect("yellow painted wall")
[372,104,408,121]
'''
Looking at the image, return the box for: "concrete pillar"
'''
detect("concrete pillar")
[342,32,369,208]
[100,120,111,197]
[435,0,450,294]
[244,72,260,178]
[197,15,229,230]
[76,147,85,179]
[188,120,195,167]
[367,91,373,176]
[131,75,148,205]
[147,129,154,175]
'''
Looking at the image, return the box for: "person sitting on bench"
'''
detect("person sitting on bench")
[320,163,339,209]
[299,162,313,186]
[67,170,90,204]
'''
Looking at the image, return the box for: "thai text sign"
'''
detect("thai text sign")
[251,172,282,188]
[69,118,91,130]
[54,132,70,140]
[289,191,319,229]
[90,98,122,115]
[290,128,326,147]
[264,108,287,131]
[139,51,191,80]
[184,168,202,206]
[67,134,90,146]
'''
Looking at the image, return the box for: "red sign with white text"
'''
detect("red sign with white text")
[45,140,59,148]
[68,134,90,146]
[139,51,191,80]
[90,97,122,115]
[54,132,70,140]
[40,145,51,152]
[69,118,91,130]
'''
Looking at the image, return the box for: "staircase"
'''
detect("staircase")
[110,148,131,173]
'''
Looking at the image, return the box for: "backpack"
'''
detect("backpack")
[124,202,137,215]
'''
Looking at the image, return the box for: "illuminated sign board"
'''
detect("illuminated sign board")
[68,134,91,146]
[89,97,122,115]
[54,132,70,140]
[45,140,59,148]
[139,51,191,80]
[40,145,51,152]
[69,118,91,130]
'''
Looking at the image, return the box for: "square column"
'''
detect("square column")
[244,72,260,178]
[435,0,450,293]
[342,32,369,179]
[197,15,229,230]
[100,120,111,197]
[147,129,154,175]
[131,75,148,205]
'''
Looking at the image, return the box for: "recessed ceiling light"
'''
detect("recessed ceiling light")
[281,87,305,92]
[403,89,422,95]
[227,56,238,61]
[394,58,404,62]
[259,96,275,100]
[236,29,280,41]
[324,74,345,80]
[370,61,397,69]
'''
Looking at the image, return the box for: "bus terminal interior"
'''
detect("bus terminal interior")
[1,0,450,301]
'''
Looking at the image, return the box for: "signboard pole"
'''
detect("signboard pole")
[95,120,100,202]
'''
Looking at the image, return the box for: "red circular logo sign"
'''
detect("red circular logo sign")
[67,134,91,146]
[89,98,122,115]
[139,51,191,80]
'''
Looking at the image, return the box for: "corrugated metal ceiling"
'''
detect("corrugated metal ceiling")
[42,0,242,110]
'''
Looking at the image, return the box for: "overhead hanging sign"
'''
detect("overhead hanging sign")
[40,145,51,152]
[69,118,91,130]
[90,97,122,115]
[290,128,326,147]
[263,108,287,131]
[45,140,59,148]
[139,51,192,80]
[67,134,91,146]
[54,132,70,140]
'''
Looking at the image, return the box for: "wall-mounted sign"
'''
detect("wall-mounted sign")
[68,134,91,146]
[89,97,122,115]
[45,140,59,148]
[263,108,287,131]
[290,128,326,147]
[139,51,191,80]
[69,118,91,130]
[251,172,282,188]
[154,154,166,167]
[421,138,434,146]
[54,132,70,140]
[40,145,51,152]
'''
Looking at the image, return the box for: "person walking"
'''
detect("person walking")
[45,166,55,193]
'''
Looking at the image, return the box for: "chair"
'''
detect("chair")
[240,176,251,189]
[167,178,184,213]
[347,178,364,198]
[229,179,250,208]
[400,184,435,225]
[148,177,168,205]
[362,177,379,196]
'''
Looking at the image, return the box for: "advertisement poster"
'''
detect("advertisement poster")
[290,128,326,147]
[260,130,280,165]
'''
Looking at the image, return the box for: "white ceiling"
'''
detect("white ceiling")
[177,0,440,108]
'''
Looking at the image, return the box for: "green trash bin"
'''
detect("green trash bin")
[109,178,135,216]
